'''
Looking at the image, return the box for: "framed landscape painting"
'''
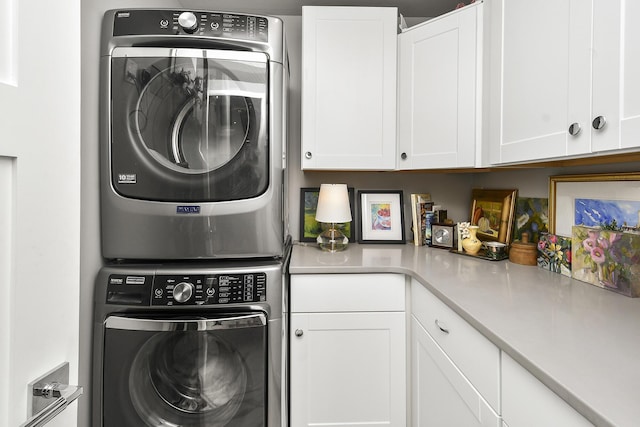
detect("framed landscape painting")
[299,187,354,242]
[549,173,640,236]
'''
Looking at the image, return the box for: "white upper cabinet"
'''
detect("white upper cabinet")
[489,0,640,165]
[398,2,483,169]
[301,6,398,170]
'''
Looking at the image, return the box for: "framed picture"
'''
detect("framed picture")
[470,189,517,244]
[299,187,355,242]
[514,197,549,243]
[549,172,640,236]
[358,190,405,243]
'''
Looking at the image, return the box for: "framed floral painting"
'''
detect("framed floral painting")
[357,190,405,244]
[572,225,640,297]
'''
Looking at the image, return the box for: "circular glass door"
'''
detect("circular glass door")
[109,48,269,202]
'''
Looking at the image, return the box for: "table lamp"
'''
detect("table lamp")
[315,184,352,252]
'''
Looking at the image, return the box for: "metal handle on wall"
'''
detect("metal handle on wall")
[21,385,83,427]
[19,362,83,427]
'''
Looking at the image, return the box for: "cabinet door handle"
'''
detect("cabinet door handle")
[294,329,304,337]
[435,319,449,334]
[592,116,606,130]
[400,152,407,160]
[568,122,581,136]
[304,151,312,159]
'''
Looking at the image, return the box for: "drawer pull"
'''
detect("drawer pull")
[295,329,304,337]
[435,319,449,334]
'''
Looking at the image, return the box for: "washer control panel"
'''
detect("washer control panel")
[112,10,269,42]
[106,272,267,306]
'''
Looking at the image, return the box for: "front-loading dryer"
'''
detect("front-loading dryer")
[99,9,289,260]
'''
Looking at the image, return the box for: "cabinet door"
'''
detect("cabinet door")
[301,6,397,170]
[501,353,593,427]
[592,0,640,152]
[489,0,592,164]
[411,317,500,427]
[290,312,406,427]
[398,3,481,169]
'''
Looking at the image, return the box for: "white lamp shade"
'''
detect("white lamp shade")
[315,184,352,223]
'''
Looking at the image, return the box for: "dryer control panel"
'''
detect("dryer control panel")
[106,272,267,306]
[113,10,269,42]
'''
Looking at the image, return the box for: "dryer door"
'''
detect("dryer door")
[110,48,269,202]
[102,313,267,427]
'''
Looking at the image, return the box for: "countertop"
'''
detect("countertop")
[289,242,640,427]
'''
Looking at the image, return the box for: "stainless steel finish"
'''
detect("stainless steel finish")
[92,259,290,427]
[100,10,289,260]
[177,11,198,32]
[105,312,267,331]
[568,122,581,136]
[592,115,606,130]
[171,282,194,303]
[294,329,303,337]
[304,151,312,159]
[22,362,83,427]
[435,319,449,334]
[111,47,269,63]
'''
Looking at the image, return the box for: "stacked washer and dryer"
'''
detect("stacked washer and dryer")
[92,9,290,427]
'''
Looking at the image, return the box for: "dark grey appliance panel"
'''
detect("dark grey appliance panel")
[103,313,267,427]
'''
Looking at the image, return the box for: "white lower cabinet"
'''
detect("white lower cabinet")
[412,317,500,427]
[410,278,500,427]
[501,353,593,427]
[289,274,406,427]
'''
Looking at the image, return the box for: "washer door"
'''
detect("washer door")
[110,47,269,202]
[102,313,267,427]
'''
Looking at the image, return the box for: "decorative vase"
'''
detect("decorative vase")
[462,225,482,255]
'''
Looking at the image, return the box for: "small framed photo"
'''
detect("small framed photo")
[299,187,355,243]
[470,188,517,244]
[357,190,405,244]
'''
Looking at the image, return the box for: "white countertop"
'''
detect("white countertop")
[289,242,640,427]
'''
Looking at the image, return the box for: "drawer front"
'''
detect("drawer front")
[411,278,500,412]
[291,274,405,313]
[502,353,593,427]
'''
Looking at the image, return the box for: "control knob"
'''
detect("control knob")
[173,282,194,303]
[178,12,198,33]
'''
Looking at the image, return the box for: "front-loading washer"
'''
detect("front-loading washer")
[92,259,288,427]
[99,9,289,260]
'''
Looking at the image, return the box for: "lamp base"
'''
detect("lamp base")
[316,225,349,252]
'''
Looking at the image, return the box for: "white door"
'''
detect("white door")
[489,0,592,164]
[411,317,500,427]
[290,311,406,427]
[397,3,481,169]
[301,6,397,170]
[0,0,81,426]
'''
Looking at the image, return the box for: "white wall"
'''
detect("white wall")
[79,4,640,426]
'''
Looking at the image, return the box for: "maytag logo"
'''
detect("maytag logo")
[177,206,201,214]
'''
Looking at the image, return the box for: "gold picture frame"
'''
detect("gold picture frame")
[470,189,518,244]
[549,172,640,236]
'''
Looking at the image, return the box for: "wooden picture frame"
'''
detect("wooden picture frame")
[549,172,640,236]
[357,190,405,244]
[299,187,355,242]
[470,188,517,244]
